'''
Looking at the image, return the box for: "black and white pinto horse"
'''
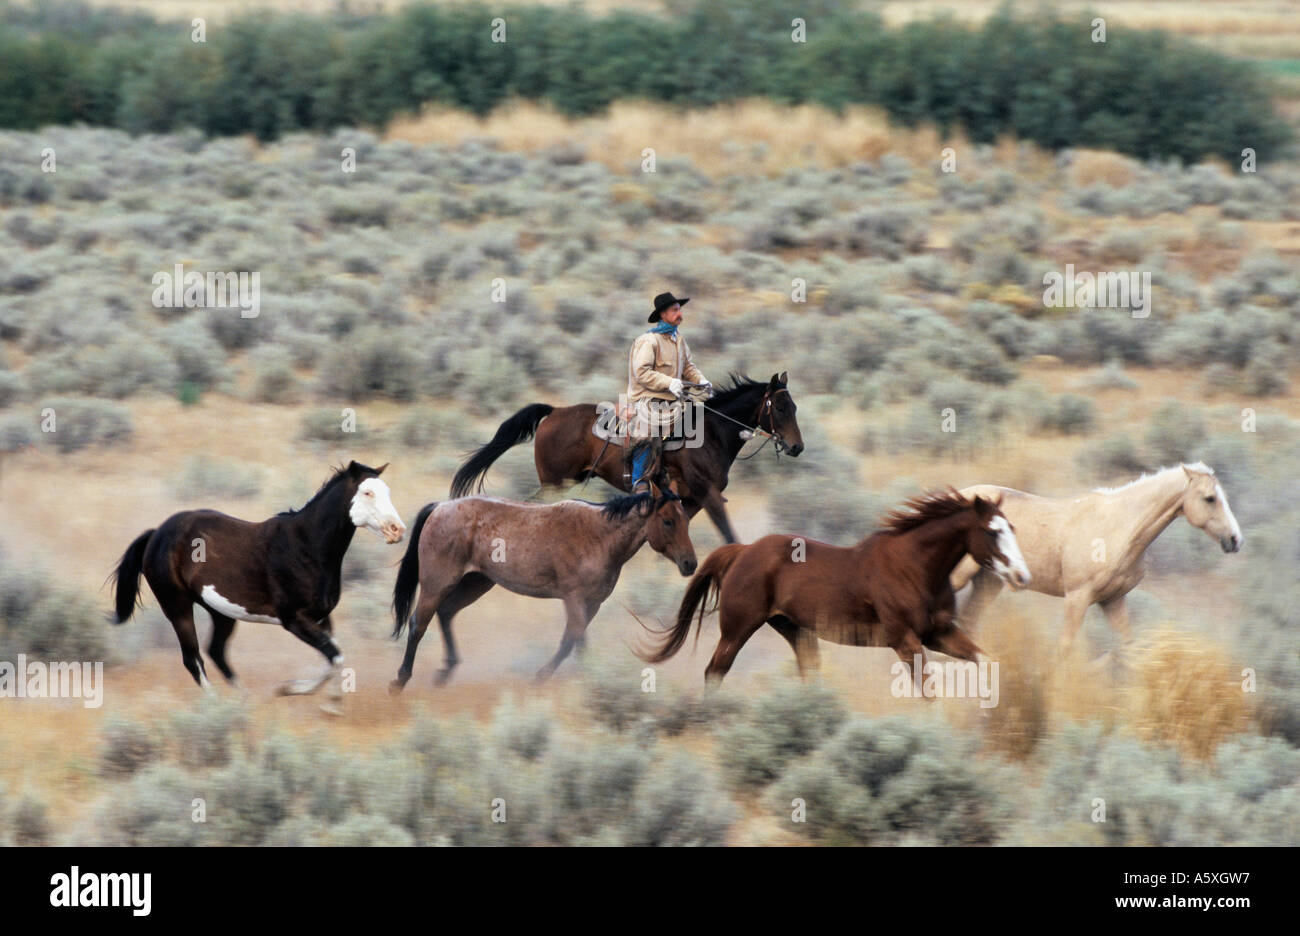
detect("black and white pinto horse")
[111,461,405,708]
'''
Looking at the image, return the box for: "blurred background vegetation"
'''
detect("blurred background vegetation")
[0,0,1292,161]
[1,0,1298,846]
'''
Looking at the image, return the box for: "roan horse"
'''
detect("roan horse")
[641,490,1030,686]
[390,479,697,690]
[952,462,1243,655]
[111,462,406,707]
[449,373,804,543]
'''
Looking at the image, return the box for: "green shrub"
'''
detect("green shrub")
[1034,394,1097,436]
[36,397,132,453]
[100,715,160,778]
[717,679,845,789]
[168,699,248,770]
[9,791,52,845]
[771,715,1011,845]
[170,455,264,500]
[1144,400,1207,466]
[0,554,110,661]
[1075,433,1149,483]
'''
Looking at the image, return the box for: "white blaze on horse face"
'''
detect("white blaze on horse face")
[200,585,282,625]
[1211,482,1244,552]
[351,477,406,543]
[988,515,1031,588]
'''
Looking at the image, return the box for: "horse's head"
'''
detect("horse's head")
[762,372,804,457]
[967,493,1031,589]
[1180,463,1242,553]
[642,480,697,576]
[346,461,406,544]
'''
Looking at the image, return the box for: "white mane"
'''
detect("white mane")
[1093,462,1214,495]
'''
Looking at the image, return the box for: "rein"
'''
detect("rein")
[693,385,791,458]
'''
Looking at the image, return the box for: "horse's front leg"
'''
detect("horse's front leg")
[277,610,345,701]
[1058,590,1093,658]
[1096,594,1135,673]
[889,625,932,701]
[536,596,592,682]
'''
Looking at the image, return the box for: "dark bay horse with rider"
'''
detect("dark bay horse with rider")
[452,292,804,542]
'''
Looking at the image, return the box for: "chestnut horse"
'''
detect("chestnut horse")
[642,490,1030,686]
[111,461,406,705]
[449,373,804,543]
[390,480,696,690]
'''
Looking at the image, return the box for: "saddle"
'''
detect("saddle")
[592,400,693,451]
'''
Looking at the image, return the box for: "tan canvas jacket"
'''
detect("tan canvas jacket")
[626,330,705,404]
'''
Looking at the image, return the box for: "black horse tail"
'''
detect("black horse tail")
[450,403,553,498]
[392,502,437,638]
[111,529,155,624]
[638,543,746,663]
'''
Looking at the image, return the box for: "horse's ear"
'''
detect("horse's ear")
[769,373,781,388]
[989,490,1003,507]
[374,463,389,476]
[346,460,361,476]
[640,482,659,516]
[971,495,993,517]
[667,478,683,498]
[778,371,788,385]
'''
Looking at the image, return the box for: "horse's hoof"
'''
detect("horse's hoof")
[320,701,345,717]
[277,679,315,696]
[388,679,406,696]
[433,670,453,687]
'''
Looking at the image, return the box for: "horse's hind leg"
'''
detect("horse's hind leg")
[701,485,738,544]
[390,582,455,694]
[703,609,764,689]
[164,601,210,690]
[207,612,239,686]
[768,617,820,679]
[431,573,495,686]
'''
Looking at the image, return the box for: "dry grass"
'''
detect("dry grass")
[967,612,1254,762]
[388,100,968,176]
[1124,625,1254,760]
[1068,149,1139,189]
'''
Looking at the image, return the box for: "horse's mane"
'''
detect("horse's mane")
[279,461,379,516]
[1093,462,1214,495]
[709,374,766,407]
[600,490,680,521]
[879,488,973,534]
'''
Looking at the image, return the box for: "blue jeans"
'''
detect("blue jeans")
[631,446,651,488]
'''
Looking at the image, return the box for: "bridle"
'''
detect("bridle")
[694,385,793,459]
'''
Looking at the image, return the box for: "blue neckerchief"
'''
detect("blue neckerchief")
[648,322,678,339]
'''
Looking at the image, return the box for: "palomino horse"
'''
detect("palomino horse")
[111,462,406,706]
[952,463,1242,655]
[389,481,697,690]
[449,374,804,543]
[642,490,1030,686]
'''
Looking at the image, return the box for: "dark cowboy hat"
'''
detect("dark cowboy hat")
[648,291,690,323]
